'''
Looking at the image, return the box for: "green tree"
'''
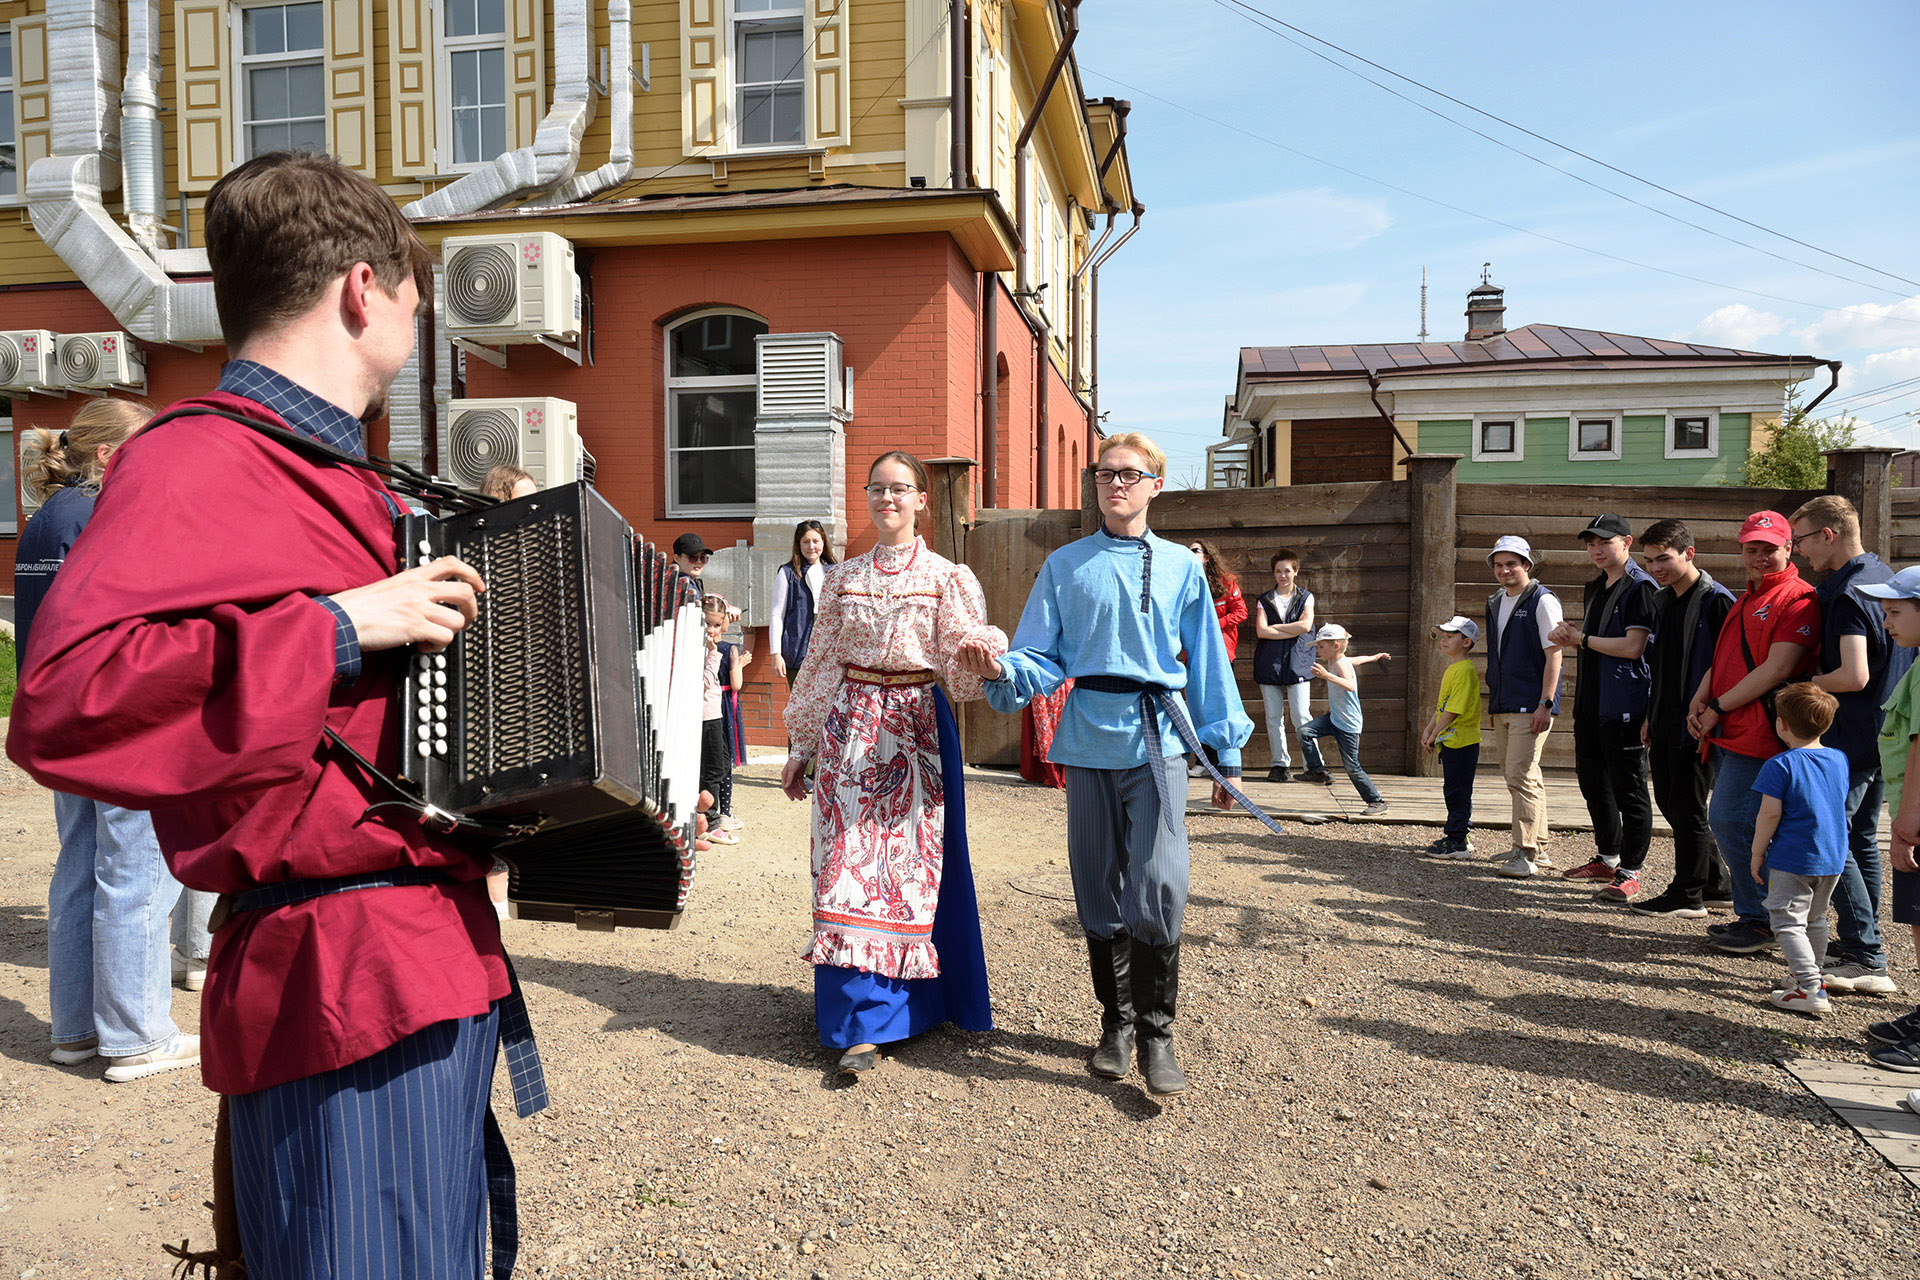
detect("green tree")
[1740,388,1859,489]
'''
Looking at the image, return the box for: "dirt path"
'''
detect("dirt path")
[1,754,1915,1279]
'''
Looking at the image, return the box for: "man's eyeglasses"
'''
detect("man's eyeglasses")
[864,484,920,500]
[1093,468,1157,488]
[1789,529,1824,550]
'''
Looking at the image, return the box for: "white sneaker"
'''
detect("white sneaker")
[1902,1089,1920,1116]
[1497,854,1536,879]
[104,1033,201,1083]
[49,1037,98,1065]
[719,814,744,831]
[172,948,208,993]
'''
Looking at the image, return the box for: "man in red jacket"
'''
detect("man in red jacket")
[8,151,541,1278]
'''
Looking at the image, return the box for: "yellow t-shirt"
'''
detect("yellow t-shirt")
[1436,658,1482,748]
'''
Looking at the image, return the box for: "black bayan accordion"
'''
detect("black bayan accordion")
[395,481,707,929]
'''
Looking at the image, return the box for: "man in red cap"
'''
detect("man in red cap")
[1687,511,1821,955]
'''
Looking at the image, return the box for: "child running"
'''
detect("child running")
[1301,623,1392,816]
[1420,616,1483,858]
[1751,682,1849,1017]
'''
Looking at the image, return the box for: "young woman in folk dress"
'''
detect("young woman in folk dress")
[781,451,1008,1076]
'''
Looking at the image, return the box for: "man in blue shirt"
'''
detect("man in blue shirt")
[959,432,1253,1096]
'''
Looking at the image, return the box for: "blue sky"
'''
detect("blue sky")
[1073,0,1920,486]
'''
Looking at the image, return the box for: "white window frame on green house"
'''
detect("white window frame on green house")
[233,0,328,162]
[438,0,510,172]
[1665,409,1719,460]
[731,0,806,151]
[1471,414,1524,463]
[0,26,17,205]
[1568,412,1622,462]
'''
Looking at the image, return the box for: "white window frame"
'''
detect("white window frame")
[1471,414,1524,463]
[231,0,328,164]
[665,307,766,519]
[1568,412,1622,462]
[0,25,17,207]
[1665,409,1720,460]
[436,0,509,173]
[729,0,806,153]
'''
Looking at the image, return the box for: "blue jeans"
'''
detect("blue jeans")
[1707,749,1769,927]
[1440,743,1479,841]
[48,792,182,1055]
[1830,767,1886,967]
[1259,682,1322,772]
[1299,714,1383,805]
[173,888,216,963]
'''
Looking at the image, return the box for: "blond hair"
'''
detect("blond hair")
[22,396,155,503]
[1097,432,1167,479]
[1789,494,1860,544]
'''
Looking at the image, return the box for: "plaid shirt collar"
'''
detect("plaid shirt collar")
[216,360,367,459]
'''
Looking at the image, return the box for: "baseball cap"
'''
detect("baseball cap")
[1435,615,1481,643]
[1486,534,1534,568]
[1314,623,1351,642]
[1857,566,1920,601]
[1737,511,1790,547]
[1578,513,1632,541]
[672,532,712,558]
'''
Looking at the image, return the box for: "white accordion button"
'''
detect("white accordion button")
[416,724,431,742]
[434,723,448,739]
[434,688,448,704]
[433,740,448,756]
[417,539,432,555]
[434,671,447,687]
[433,654,448,669]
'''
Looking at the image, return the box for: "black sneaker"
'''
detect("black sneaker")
[1297,770,1333,785]
[1629,892,1709,919]
[1868,1006,1920,1046]
[1867,1036,1920,1074]
[1708,922,1776,955]
[1706,919,1741,937]
[1266,766,1290,784]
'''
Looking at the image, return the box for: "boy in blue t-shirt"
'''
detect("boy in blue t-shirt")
[1752,682,1851,1017]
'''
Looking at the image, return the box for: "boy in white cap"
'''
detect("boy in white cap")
[1301,623,1393,815]
[1421,617,1483,859]
[1484,535,1565,878]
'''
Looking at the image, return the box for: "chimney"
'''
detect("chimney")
[1465,264,1505,341]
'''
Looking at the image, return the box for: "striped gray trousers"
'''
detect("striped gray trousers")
[1064,754,1191,946]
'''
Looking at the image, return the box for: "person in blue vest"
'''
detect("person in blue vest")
[1484,535,1565,880]
[1790,494,1912,996]
[771,519,835,690]
[1549,513,1658,901]
[1251,548,1323,783]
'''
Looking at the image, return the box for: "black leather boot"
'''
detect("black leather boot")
[1132,938,1190,1095]
[1085,933,1134,1079]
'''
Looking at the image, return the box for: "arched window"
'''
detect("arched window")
[666,309,767,516]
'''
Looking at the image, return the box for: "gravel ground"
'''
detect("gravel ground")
[1,753,1916,1280]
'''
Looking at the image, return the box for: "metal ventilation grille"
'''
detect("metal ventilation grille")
[457,515,590,777]
[61,339,101,384]
[447,408,520,487]
[0,337,19,386]
[445,244,518,326]
[758,339,829,415]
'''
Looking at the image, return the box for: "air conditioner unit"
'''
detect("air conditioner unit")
[440,232,582,343]
[0,331,59,391]
[444,397,589,491]
[55,332,145,390]
[755,332,853,423]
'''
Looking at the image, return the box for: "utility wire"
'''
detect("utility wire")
[1078,65,1920,328]
[1212,0,1920,295]
[1829,373,1920,406]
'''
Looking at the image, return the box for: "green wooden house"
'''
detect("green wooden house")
[1213,277,1832,488]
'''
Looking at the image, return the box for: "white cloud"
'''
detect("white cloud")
[1857,347,1920,385]
[1797,296,1920,351]
[1682,304,1785,349]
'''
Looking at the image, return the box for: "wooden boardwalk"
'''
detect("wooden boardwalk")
[1782,1059,1920,1191]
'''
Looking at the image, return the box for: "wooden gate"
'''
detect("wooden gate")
[960,509,1081,765]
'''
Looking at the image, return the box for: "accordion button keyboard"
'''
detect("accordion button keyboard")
[433,740,448,756]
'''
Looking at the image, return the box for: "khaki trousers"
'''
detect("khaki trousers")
[1492,712,1551,855]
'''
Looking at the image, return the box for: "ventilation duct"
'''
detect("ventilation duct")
[532,0,633,206]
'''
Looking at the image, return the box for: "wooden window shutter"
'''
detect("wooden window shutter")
[12,16,52,189]
[326,0,376,172]
[386,0,436,176]
[679,0,724,154]
[506,0,545,150]
[173,0,231,193]
[804,0,848,149]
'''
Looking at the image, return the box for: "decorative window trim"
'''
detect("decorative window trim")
[1665,409,1720,460]
[665,306,766,519]
[230,0,327,165]
[730,0,805,152]
[436,0,509,173]
[1471,414,1524,463]
[1567,412,1622,462]
[0,25,17,207]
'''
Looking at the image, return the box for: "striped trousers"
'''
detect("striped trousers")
[1064,757,1190,946]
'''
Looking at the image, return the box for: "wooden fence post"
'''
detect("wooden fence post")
[1825,447,1899,556]
[1405,454,1462,777]
[1080,464,1099,532]
[922,456,977,566]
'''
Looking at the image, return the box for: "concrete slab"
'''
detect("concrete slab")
[1781,1057,1920,1189]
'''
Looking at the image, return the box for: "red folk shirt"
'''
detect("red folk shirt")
[1213,582,1248,662]
[1703,564,1820,759]
[6,393,508,1095]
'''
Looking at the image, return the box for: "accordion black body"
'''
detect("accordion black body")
[397,481,705,929]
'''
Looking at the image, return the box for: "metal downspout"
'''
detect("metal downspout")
[1096,97,1129,183]
[981,271,998,507]
[532,0,633,205]
[949,0,966,188]
[1012,0,1079,294]
[1365,371,1418,460]
[1085,201,1140,448]
[120,0,164,255]
[1068,208,1115,413]
[1802,360,1845,416]
[404,0,598,217]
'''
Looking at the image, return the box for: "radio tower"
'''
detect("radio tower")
[1418,266,1428,342]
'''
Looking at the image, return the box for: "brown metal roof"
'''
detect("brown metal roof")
[1241,324,1824,382]
[409,182,1005,223]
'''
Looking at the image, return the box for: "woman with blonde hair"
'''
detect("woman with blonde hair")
[19,397,205,1081]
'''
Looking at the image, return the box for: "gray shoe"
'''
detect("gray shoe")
[1361,800,1389,817]
[1823,960,1899,996]
[1497,854,1536,879]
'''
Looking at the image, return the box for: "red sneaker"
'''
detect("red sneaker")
[1596,871,1641,901]
[1561,857,1617,882]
